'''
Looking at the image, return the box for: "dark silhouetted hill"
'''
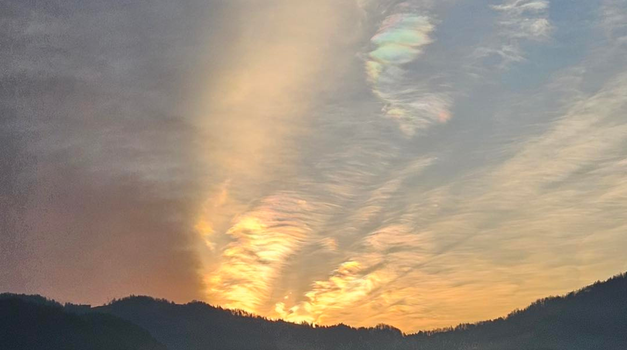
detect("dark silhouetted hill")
[0,296,166,350]
[95,296,404,350]
[2,272,626,350]
[409,272,627,350]
[94,272,627,350]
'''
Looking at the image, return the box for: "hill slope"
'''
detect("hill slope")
[95,272,627,350]
[0,296,167,350]
[96,296,405,350]
[2,272,626,350]
[409,272,627,349]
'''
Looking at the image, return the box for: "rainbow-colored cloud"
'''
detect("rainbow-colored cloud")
[366,2,451,135]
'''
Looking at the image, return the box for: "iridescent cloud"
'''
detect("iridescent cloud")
[365,2,451,135]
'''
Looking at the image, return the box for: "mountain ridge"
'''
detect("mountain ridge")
[2,271,626,349]
[0,297,166,350]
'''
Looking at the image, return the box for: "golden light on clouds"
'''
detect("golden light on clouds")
[187,0,627,333]
[194,0,362,315]
[5,0,627,336]
[204,193,313,313]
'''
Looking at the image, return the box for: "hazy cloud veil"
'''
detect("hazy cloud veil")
[1,0,627,332]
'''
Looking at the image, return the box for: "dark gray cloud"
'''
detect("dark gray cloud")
[0,0,234,304]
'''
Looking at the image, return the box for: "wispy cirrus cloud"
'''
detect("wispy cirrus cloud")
[600,0,627,43]
[197,0,627,332]
[284,62,627,330]
[4,0,627,334]
[206,193,318,312]
[473,0,552,68]
[364,1,452,136]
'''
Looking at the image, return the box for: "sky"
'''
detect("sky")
[1,0,627,332]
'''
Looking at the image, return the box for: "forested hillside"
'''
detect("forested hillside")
[2,272,626,350]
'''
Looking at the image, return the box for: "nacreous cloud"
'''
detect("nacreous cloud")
[365,1,451,136]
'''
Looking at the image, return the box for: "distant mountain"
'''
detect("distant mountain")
[2,272,626,350]
[94,272,627,350]
[409,272,627,350]
[95,296,405,350]
[0,296,166,350]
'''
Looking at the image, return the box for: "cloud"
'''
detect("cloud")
[600,0,627,42]
[473,0,552,68]
[0,0,225,304]
[364,1,452,136]
[205,193,317,312]
[251,3,627,330]
[3,0,627,334]
[492,0,551,40]
[296,65,627,331]
[193,0,366,315]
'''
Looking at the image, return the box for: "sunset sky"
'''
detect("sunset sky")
[2,0,627,332]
